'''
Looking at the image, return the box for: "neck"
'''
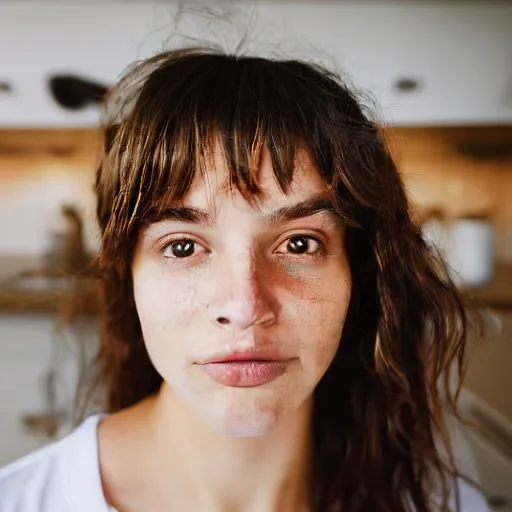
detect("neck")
[137,383,313,512]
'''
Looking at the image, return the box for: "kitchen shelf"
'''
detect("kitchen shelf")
[0,281,99,315]
[0,256,99,315]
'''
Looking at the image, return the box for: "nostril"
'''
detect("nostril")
[216,317,230,325]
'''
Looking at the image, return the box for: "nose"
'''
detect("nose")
[209,251,278,331]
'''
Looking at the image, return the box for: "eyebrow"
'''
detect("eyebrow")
[267,196,336,224]
[154,194,336,226]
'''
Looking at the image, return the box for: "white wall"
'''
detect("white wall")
[0,314,97,466]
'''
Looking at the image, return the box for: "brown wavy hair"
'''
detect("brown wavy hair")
[82,47,483,512]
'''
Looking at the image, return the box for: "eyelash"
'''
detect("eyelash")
[159,235,325,261]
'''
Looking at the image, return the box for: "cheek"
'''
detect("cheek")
[281,268,351,324]
[282,273,351,368]
[132,265,210,387]
[133,265,205,338]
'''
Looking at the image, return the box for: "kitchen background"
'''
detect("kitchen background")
[0,0,511,509]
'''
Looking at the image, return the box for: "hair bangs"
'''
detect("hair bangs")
[100,49,362,253]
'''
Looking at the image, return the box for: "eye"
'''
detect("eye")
[277,235,322,256]
[162,239,198,259]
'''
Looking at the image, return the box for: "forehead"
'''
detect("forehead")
[185,143,329,213]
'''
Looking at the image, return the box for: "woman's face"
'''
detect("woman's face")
[132,145,351,436]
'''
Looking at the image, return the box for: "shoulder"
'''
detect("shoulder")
[456,478,491,512]
[0,415,107,512]
[0,435,68,511]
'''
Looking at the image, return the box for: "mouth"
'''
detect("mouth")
[197,350,289,387]
[199,361,288,387]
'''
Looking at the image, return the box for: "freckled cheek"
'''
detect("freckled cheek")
[277,271,351,323]
[291,299,347,361]
[273,259,350,297]
[133,267,206,327]
[276,274,351,369]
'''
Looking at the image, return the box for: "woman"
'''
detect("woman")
[0,47,488,511]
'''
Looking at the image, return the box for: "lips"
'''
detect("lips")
[197,349,289,387]
[200,361,287,387]
[199,348,282,364]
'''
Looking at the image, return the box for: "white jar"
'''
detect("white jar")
[446,216,495,287]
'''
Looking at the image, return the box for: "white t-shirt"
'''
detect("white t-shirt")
[0,415,114,512]
[0,414,490,511]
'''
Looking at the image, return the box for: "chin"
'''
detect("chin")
[207,411,282,438]
[197,391,286,437]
